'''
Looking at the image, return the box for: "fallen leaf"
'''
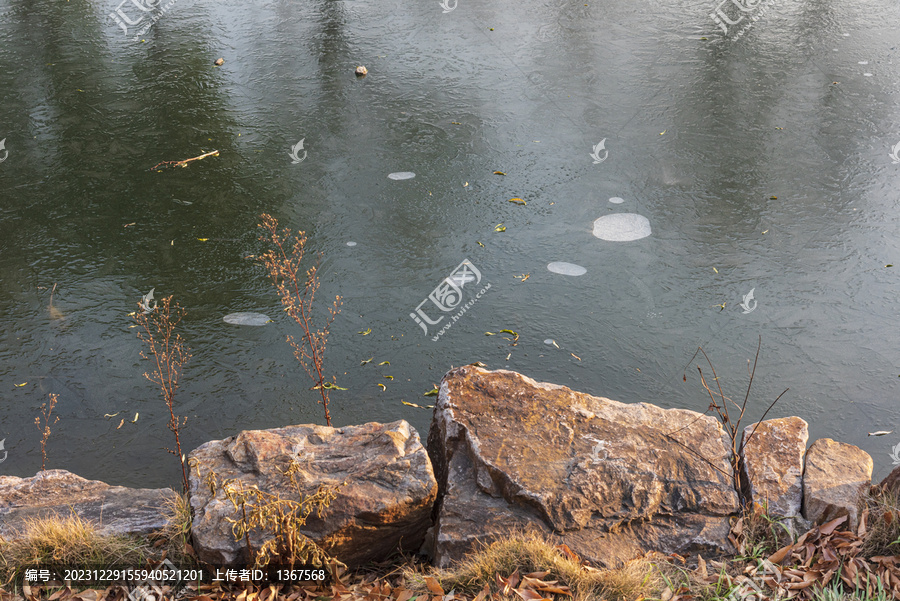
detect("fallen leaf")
[477,241,485,247]
[131,412,139,423]
[571,353,581,360]
[197,238,209,242]
[124,222,136,228]
[494,224,506,232]
[423,388,439,397]
[660,130,667,135]
[485,331,496,336]
[762,230,769,234]
[360,357,374,365]
[424,577,444,596]
[378,383,386,391]
[713,267,718,273]
[868,430,893,436]
[493,171,506,175]
[508,198,526,205]
[103,412,120,418]
[384,375,394,380]
[15,382,26,387]
[378,361,390,366]
[117,419,124,429]
[358,328,372,335]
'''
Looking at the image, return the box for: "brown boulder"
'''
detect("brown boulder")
[0,470,176,539]
[427,366,740,567]
[188,420,437,567]
[802,438,872,531]
[740,417,808,517]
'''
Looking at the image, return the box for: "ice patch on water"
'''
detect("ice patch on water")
[388,172,415,180]
[347,241,357,246]
[592,213,651,241]
[609,197,624,204]
[223,312,271,326]
[547,262,587,276]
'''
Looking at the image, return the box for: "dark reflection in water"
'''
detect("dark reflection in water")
[0,0,898,488]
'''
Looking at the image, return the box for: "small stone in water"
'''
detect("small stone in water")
[355,66,368,76]
[223,312,271,326]
[609,197,624,204]
[547,262,587,276]
[388,172,415,180]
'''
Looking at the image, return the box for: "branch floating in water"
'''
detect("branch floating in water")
[150,149,219,171]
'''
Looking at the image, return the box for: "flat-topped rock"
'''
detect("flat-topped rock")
[741,417,808,517]
[427,366,740,567]
[802,438,872,531]
[188,420,437,567]
[0,470,176,538]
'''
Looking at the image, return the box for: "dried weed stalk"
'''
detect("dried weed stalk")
[34,393,59,471]
[257,214,342,426]
[133,294,191,493]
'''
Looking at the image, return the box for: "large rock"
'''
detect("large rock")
[740,417,808,517]
[427,366,740,568]
[802,438,872,531]
[0,470,176,539]
[188,420,437,567]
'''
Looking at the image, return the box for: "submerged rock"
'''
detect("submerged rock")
[188,420,437,567]
[427,366,739,567]
[0,470,176,539]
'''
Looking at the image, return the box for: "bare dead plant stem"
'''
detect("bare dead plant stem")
[666,336,788,504]
[257,214,342,427]
[133,295,191,493]
[34,393,59,471]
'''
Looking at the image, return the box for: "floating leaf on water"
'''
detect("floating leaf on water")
[500,329,519,340]
[316,382,347,390]
[15,382,26,387]
[197,238,209,242]
[223,312,271,326]
[359,328,372,335]
[544,339,559,348]
[377,383,386,391]
[384,375,394,380]
[571,353,581,361]
[378,361,390,366]
[494,224,506,232]
[762,230,769,235]
[423,388,440,397]
[868,430,893,436]
[360,357,374,365]
[388,172,416,180]
[514,273,531,281]
[131,412,139,423]
[451,122,461,125]
[117,419,124,429]
[124,222,136,228]
[493,171,506,175]
[713,267,719,273]
[477,241,484,247]
[659,130,667,135]
[403,401,427,408]
[104,412,120,419]
[508,198,526,205]
[769,196,777,200]
[485,331,496,336]
[886,264,894,268]
[592,214,651,242]
[547,262,586,276]
[469,361,487,367]
[464,182,468,187]
[139,288,157,314]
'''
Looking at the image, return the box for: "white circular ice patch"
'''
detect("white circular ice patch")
[592,213,651,241]
[547,262,587,276]
[223,312,271,326]
[859,61,869,65]
[609,197,625,204]
[864,72,873,76]
[346,241,357,246]
[388,172,415,180]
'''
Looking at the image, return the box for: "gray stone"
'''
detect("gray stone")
[802,438,873,531]
[427,366,740,568]
[740,417,808,517]
[0,469,176,539]
[188,420,437,567]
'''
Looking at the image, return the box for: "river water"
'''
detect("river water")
[0,0,899,488]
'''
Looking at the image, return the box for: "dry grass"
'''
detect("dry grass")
[0,512,150,578]
[861,488,900,558]
[153,491,194,564]
[405,532,661,601]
